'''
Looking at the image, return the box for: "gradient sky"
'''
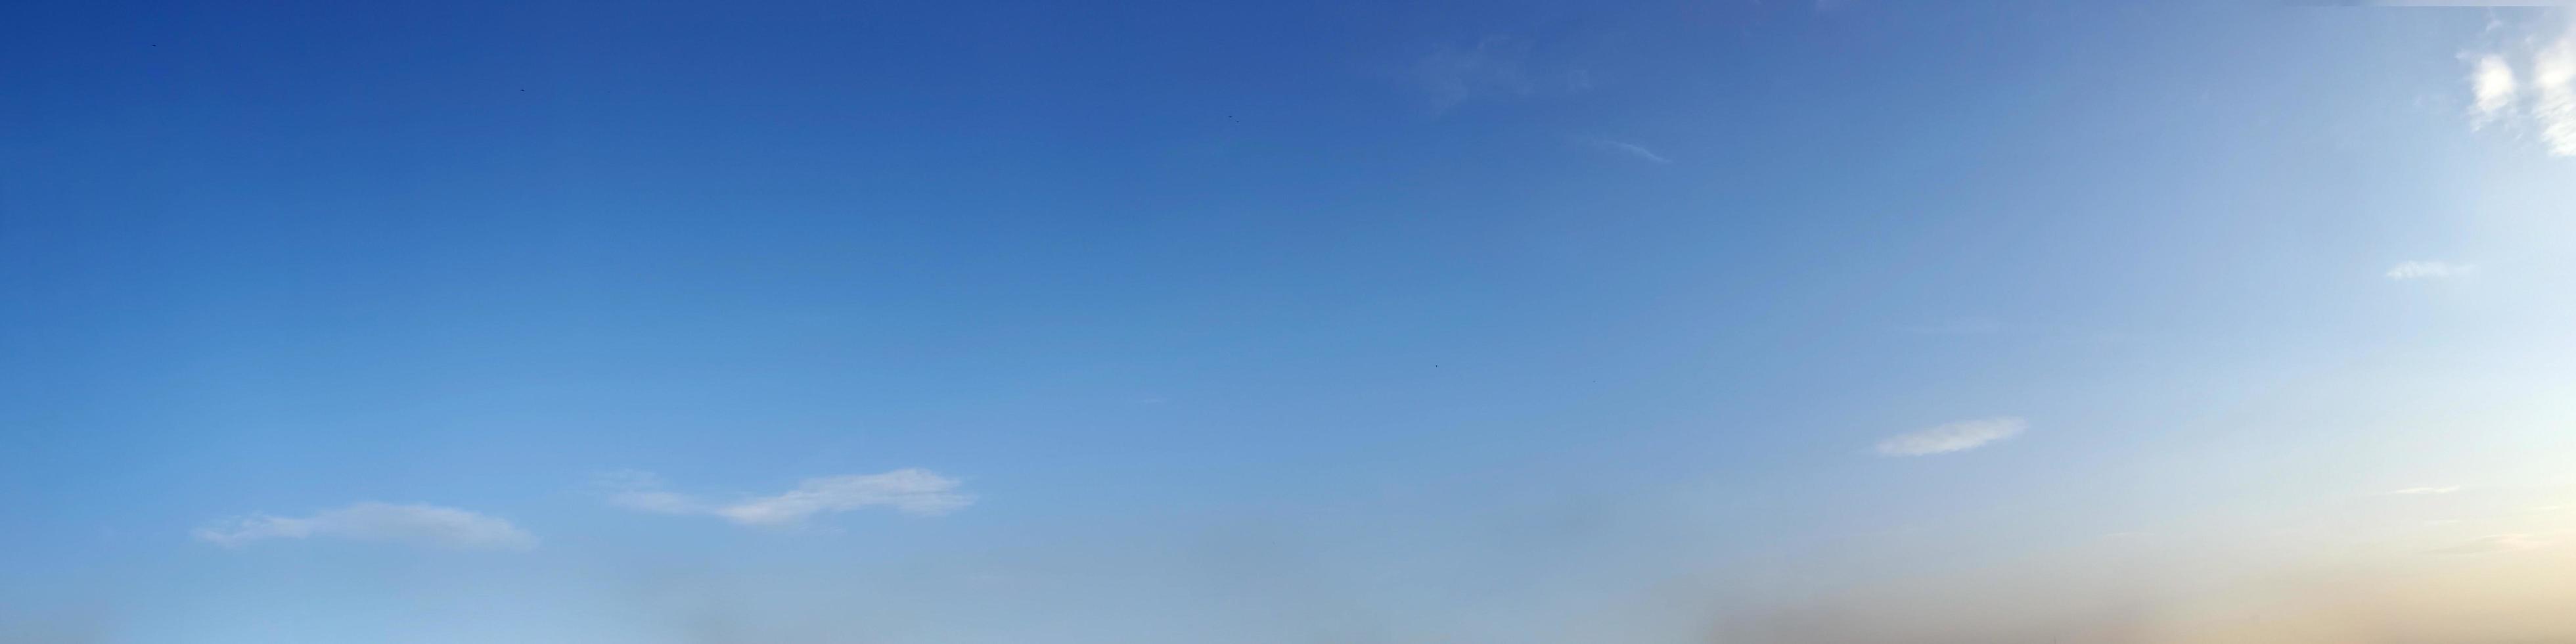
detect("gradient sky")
[5,1,2575,643]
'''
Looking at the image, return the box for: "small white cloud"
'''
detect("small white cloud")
[194,502,535,551]
[2385,260,2475,280]
[606,468,972,528]
[2425,533,2549,555]
[2472,55,2520,128]
[1875,417,2027,457]
[1571,136,1672,164]
[2391,486,2464,495]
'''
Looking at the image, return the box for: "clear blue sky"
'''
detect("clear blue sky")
[6,1,2575,642]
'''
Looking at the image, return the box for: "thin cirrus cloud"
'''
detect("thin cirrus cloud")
[2462,18,2575,156]
[604,468,973,528]
[2385,260,2476,280]
[1407,35,1588,114]
[1571,135,1673,164]
[1875,417,2027,457]
[193,502,537,551]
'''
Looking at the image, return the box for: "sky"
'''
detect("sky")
[4,1,2576,642]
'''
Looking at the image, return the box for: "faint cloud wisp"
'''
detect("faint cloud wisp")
[193,502,537,550]
[1407,35,1587,114]
[1571,135,1672,164]
[2385,260,2475,280]
[604,468,973,528]
[1875,417,2027,457]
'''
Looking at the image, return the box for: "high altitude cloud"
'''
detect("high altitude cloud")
[1571,136,1672,164]
[193,502,536,550]
[2385,260,2475,280]
[1407,35,1587,114]
[1876,417,2026,456]
[2464,18,2576,156]
[605,469,973,528]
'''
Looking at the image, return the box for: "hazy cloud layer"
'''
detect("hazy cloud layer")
[606,469,973,528]
[1876,417,2027,456]
[193,502,536,550]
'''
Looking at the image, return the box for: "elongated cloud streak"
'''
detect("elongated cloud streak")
[194,502,536,550]
[1875,417,2027,456]
[2385,261,2474,280]
[1573,136,1673,164]
[606,469,973,528]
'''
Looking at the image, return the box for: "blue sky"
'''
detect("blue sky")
[6,1,2576,642]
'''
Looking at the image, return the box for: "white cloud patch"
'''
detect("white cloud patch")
[2472,54,2520,127]
[193,502,536,550]
[2385,260,2475,280]
[1874,417,2027,457]
[2463,19,2576,156]
[2391,485,2464,495]
[1571,136,1672,164]
[605,468,972,528]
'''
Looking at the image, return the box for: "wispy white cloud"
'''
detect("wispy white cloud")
[1874,417,2026,457]
[1407,36,1587,114]
[2425,533,2549,555]
[2391,485,2464,495]
[2537,28,2576,156]
[605,469,972,528]
[2385,260,2475,280]
[193,502,536,550]
[2462,18,2576,156]
[599,471,704,514]
[1571,136,1671,164]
